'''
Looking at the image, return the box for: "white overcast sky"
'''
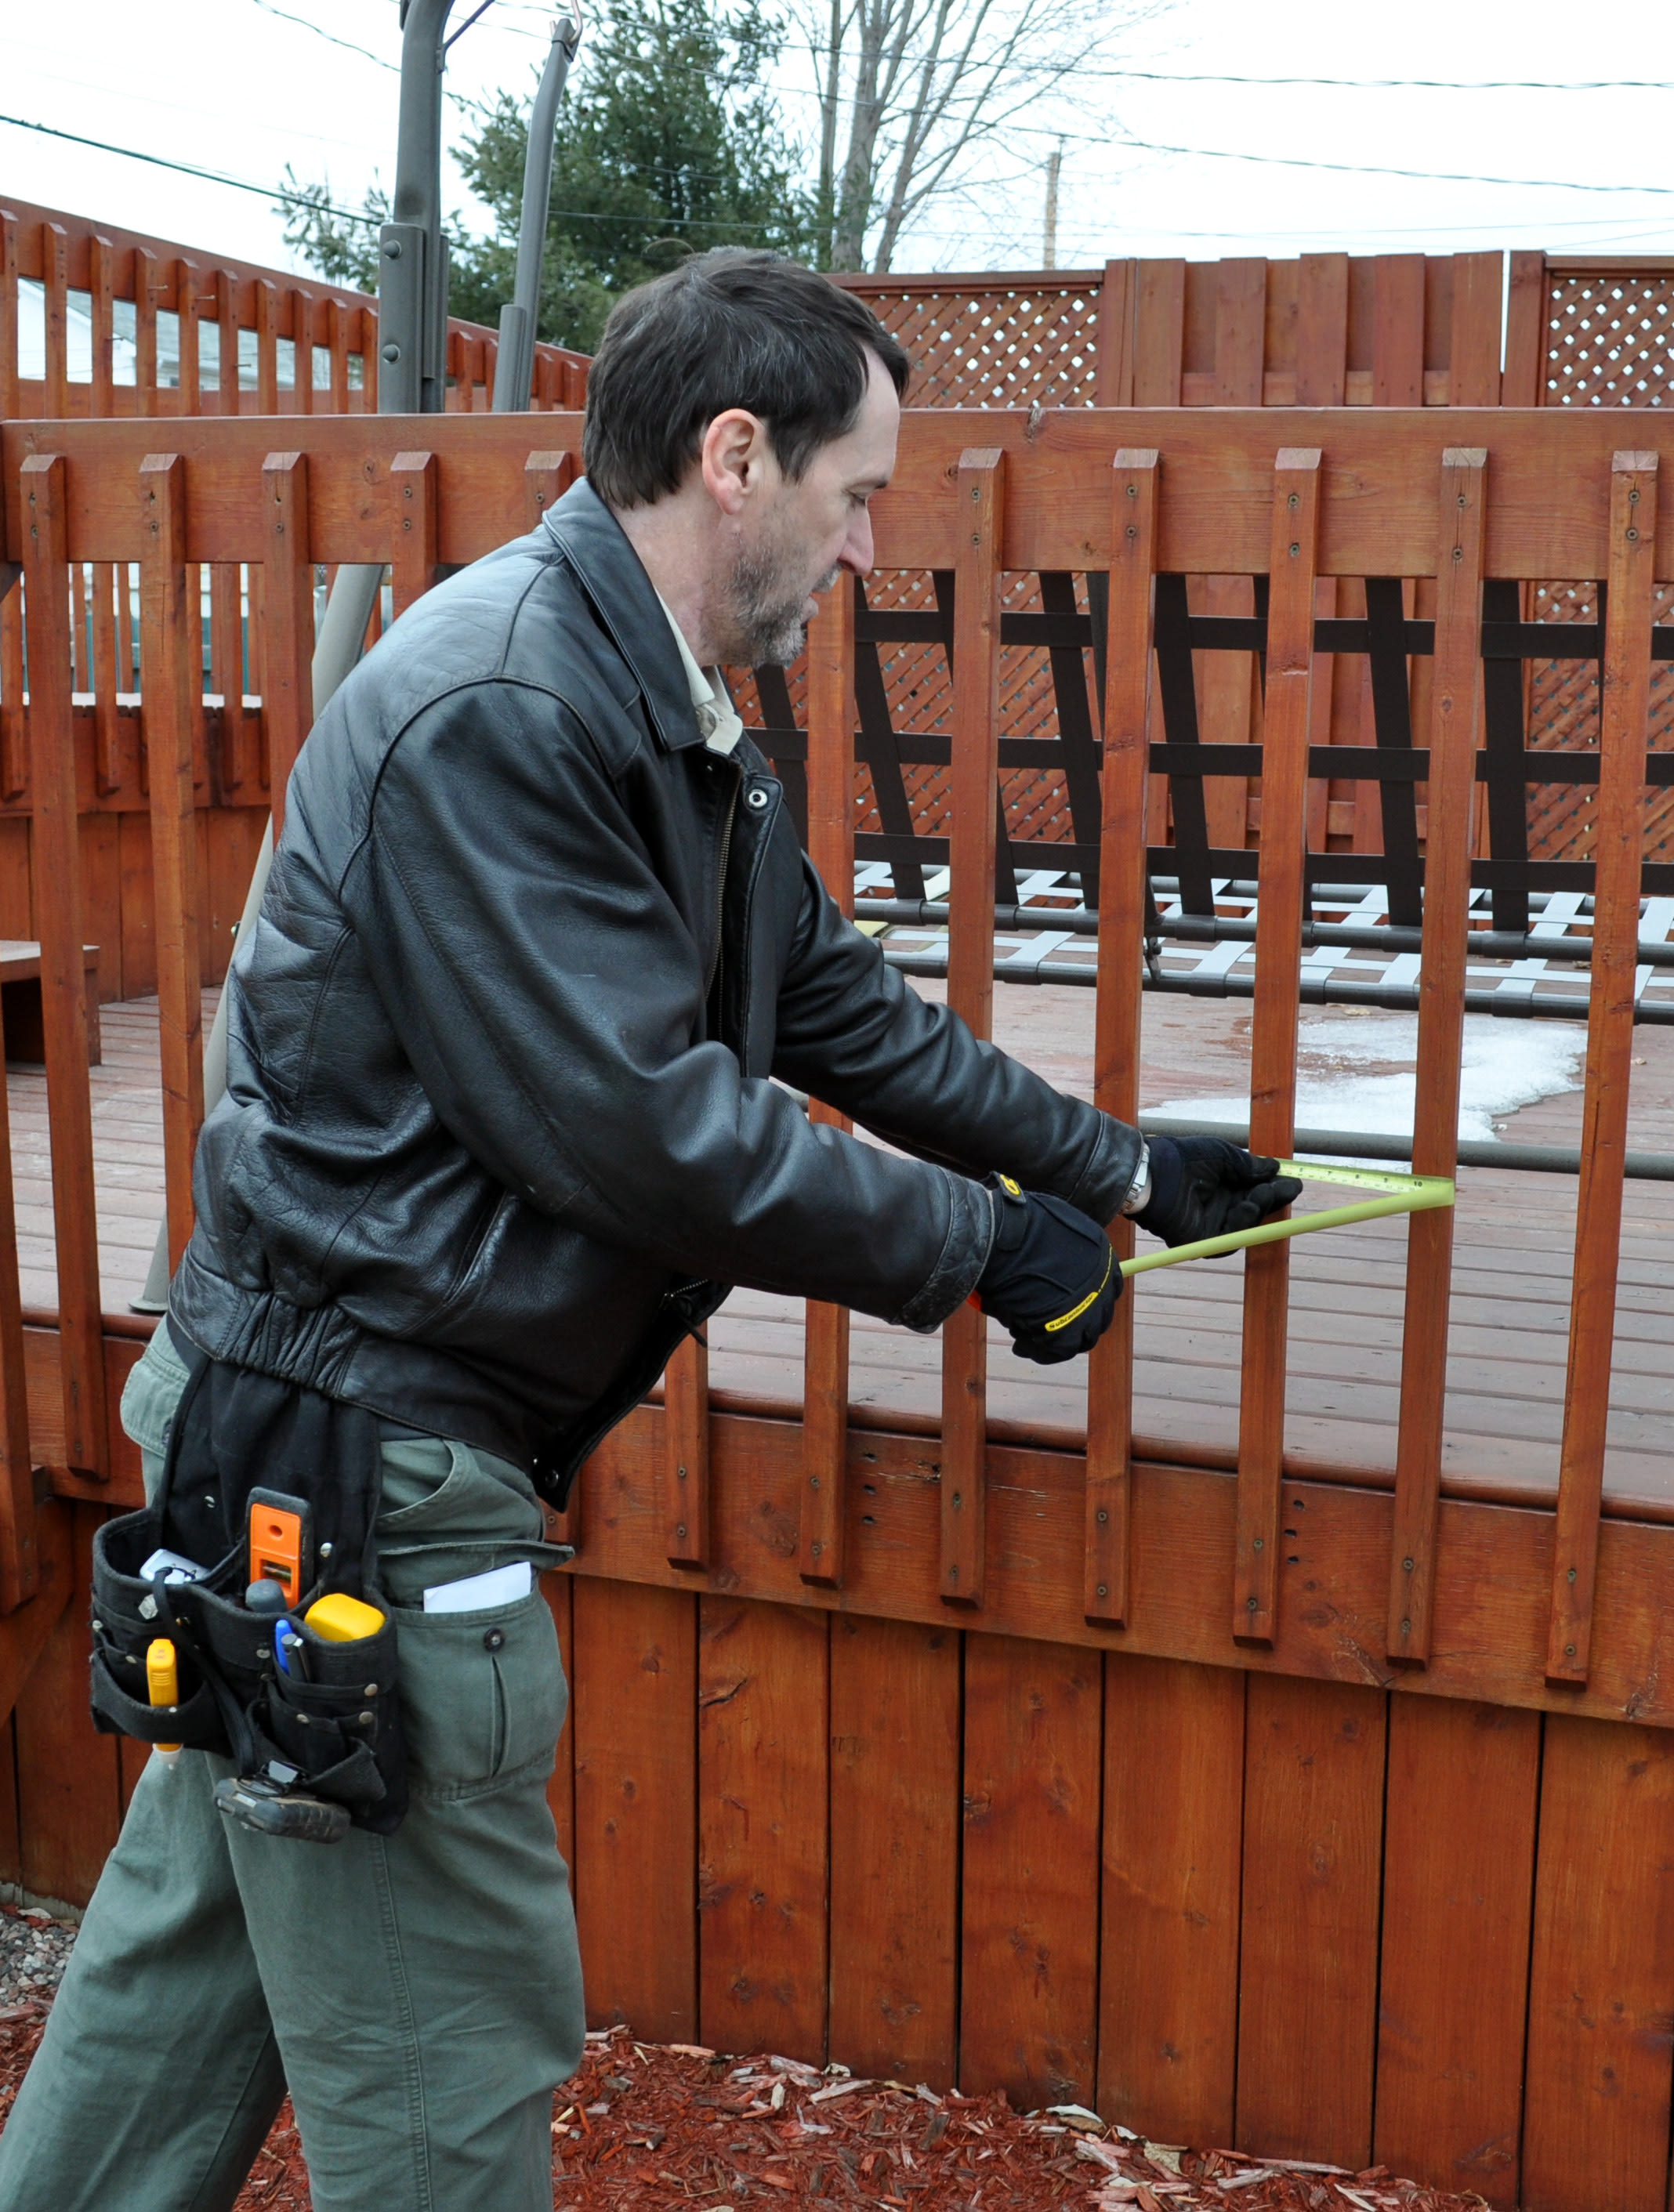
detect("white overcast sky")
[4,0,1673,283]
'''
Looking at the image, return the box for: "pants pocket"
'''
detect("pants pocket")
[393,1588,565,1801]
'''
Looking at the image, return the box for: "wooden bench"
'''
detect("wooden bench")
[0,943,102,1066]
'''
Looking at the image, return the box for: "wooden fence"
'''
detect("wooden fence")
[838,254,1674,878]
[0,407,1671,2210]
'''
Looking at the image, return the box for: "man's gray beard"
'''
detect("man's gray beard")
[726,548,839,667]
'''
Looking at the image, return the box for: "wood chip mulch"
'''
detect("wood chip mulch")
[2,2004,1498,2211]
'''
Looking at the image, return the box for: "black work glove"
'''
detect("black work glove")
[1134,1136,1303,1248]
[974,1175,1121,1365]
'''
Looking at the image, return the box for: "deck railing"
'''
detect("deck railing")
[0,194,591,418]
[2,407,1673,2206]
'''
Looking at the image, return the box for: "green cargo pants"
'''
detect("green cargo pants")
[0,1324,585,2212]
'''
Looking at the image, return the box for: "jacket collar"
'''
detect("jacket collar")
[540,479,712,755]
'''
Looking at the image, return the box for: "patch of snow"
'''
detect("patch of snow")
[1153,1011,1584,1149]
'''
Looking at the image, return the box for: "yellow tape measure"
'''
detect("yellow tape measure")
[1118,1160,1455,1279]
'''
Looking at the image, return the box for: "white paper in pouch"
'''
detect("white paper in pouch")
[421,1560,534,1614]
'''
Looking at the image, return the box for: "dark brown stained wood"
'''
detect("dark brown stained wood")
[216,268,237,414]
[138,454,205,1271]
[1095,258,1136,404]
[1375,1697,1539,2208]
[1234,450,1320,1645]
[1085,451,1157,1627]
[542,1568,575,1876]
[17,406,1674,581]
[0,212,18,424]
[1133,262,1186,404]
[940,447,1005,1611]
[208,566,250,797]
[1375,255,1426,407]
[800,577,855,1588]
[19,453,107,1477]
[571,1576,698,2039]
[698,1596,828,2064]
[42,223,68,419]
[289,290,313,416]
[254,279,278,416]
[0,1713,18,1885]
[1450,252,1503,407]
[1215,260,1267,406]
[522,447,576,533]
[0,1000,37,1605]
[1548,452,1657,1685]
[560,1406,1674,1733]
[0,1498,72,1725]
[1502,252,1546,409]
[390,449,438,617]
[828,1611,959,2086]
[1295,255,1349,406]
[1099,1654,1244,2145]
[133,246,158,418]
[960,1632,1101,2109]
[89,234,115,419]
[13,1504,121,1907]
[1523,1714,1674,2212]
[175,259,201,417]
[1236,1673,1386,2169]
[1387,451,1487,1665]
[662,1337,710,1569]
[259,451,313,830]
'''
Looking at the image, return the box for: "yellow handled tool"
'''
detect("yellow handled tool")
[1120,1160,1455,1279]
[147,1638,182,1763]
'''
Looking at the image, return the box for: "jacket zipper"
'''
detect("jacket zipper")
[705,761,741,1006]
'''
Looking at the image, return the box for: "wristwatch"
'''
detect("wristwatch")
[1120,1138,1151,1217]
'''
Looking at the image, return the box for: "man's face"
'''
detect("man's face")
[713,351,900,667]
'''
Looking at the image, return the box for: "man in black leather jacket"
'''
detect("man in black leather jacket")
[0,251,1295,2212]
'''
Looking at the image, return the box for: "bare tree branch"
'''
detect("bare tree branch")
[797,0,1170,270]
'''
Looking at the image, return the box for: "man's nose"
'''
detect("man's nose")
[839,506,875,577]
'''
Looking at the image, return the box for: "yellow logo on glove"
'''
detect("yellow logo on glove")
[1043,1244,1114,1331]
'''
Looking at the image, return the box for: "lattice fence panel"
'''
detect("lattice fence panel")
[1544,274,1674,407]
[863,284,1103,407]
[1524,583,1674,866]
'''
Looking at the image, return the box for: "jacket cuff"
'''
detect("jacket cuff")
[1066,1110,1147,1226]
[893,1171,997,1333]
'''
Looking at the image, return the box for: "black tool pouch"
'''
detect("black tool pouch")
[89,1323,409,1836]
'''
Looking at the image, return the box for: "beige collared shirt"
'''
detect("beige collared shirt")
[656,593,743,757]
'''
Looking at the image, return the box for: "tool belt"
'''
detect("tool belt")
[89,1323,408,1837]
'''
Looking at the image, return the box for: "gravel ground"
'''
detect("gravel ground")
[0,1900,78,2011]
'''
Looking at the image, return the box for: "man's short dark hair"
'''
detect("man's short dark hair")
[582,249,910,511]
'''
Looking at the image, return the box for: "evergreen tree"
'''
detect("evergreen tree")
[282,0,812,354]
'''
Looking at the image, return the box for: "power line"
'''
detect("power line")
[1108,134,1674,199]
[1056,68,1674,91]
[0,113,382,224]
[248,0,397,71]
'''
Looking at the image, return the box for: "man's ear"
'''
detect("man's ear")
[699,409,772,517]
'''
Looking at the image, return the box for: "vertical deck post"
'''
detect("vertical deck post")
[799,576,857,1589]
[20,454,107,1479]
[390,451,439,616]
[939,447,1005,1609]
[1232,448,1321,1646]
[1386,448,1487,1664]
[1546,451,1657,1685]
[1085,449,1158,1628]
[259,451,313,831]
[138,454,207,1273]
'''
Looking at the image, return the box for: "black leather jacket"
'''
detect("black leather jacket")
[170,481,1142,1502]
